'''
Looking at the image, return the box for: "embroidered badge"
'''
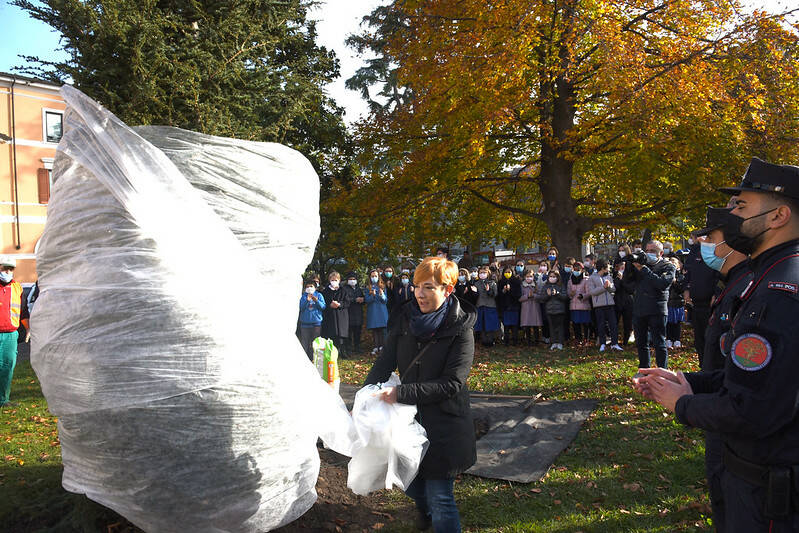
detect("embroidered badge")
[731,334,772,371]
[767,281,798,294]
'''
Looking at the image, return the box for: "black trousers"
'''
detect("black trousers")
[721,469,799,532]
[616,305,633,344]
[692,305,711,369]
[705,431,726,533]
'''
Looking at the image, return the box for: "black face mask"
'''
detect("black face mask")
[721,207,777,255]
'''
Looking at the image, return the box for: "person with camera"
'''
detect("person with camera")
[633,158,799,532]
[630,240,676,368]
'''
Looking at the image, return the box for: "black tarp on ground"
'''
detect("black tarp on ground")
[338,384,596,483]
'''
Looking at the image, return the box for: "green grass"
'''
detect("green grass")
[2,341,712,532]
[341,340,712,532]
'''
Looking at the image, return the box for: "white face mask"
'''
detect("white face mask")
[458,275,466,282]
[470,272,478,279]
[305,286,315,294]
[401,278,410,285]
[618,251,626,258]
[664,248,672,254]
[370,276,379,283]
[478,273,488,280]
[0,271,12,283]
[548,276,558,283]
[329,280,339,289]
[634,247,642,253]
[525,277,534,284]
[347,279,357,287]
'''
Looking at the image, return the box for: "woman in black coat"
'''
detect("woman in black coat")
[365,256,476,533]
[321,270,351,358]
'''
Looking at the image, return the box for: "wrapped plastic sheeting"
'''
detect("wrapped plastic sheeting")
[348,373,429,495]
[31,85,356,533]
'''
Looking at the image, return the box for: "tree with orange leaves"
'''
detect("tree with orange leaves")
[339,1,799,258]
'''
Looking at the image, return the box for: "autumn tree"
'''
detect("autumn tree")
[341,0,799,258]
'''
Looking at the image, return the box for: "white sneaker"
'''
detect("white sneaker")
[674,341,682,348]
[558,344,564,350]
[379,346,384,351]
[629,333,636,343]
[666,340,673,349]
[371,347,379,355]
[550,343,557,350]
[599,344,606,352]
[611,344,624,351]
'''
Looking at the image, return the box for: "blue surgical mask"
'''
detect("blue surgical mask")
[0,272,11,283]
[458,275,466,283]
[700,241,732,272]
[563,267,572,274]
[515,265,524,273]
[548,254,557,261]
[370,276,379,283]
[384,272,393,279]
[646,252,658,263]
[401,278,410,286]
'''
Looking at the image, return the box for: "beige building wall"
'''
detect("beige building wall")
[0,73,64,283]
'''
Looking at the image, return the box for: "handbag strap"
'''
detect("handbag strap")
[400,341,435,378]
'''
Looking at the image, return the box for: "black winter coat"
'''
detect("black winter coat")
[632,259,676,317]
[496,276,522,312]
[667,271,686,308]
[454,280,478,307]
[364,295,477,479]
[321,285,351,338]
[347,285,365,327]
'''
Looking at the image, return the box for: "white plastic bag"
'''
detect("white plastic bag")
[347,373,429,495]
[31,86,356,533]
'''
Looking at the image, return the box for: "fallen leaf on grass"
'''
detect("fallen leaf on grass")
[623,482,642,492]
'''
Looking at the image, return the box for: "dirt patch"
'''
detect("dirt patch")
[275,448,412,532]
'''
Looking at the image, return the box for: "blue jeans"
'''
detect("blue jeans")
[635,314,667,368]
[405,477,461,533]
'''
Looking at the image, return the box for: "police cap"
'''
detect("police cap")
[694,207,734,237]
[719,157,799,199]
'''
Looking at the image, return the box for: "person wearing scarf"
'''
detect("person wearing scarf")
[364,256,477,533]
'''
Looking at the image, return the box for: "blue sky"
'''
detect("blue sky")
[0,2,69,74]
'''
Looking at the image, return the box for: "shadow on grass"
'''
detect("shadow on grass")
[0,464,141,533]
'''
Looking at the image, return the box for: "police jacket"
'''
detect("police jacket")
[684,243,717,306]
[701,261,752,372]
[364,296,477,479]
[632,258,676,316]
[676,239,799,467]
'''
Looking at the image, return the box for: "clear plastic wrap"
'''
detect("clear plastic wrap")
[31,85,356,533]
[347,373,429,496]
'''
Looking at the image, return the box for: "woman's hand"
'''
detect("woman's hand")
[376,386,398,404]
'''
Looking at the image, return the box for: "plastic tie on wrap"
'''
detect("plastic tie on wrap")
[347,373,429,495]
[30,85,357,533]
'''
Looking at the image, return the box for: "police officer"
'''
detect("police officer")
[689,206,752,532]
[683,231,718,367]
[634,157,799,532]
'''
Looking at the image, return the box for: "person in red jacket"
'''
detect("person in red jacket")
[0,256,28,407]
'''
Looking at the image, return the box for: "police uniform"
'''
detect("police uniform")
[684,207,754,533]
[675,159,799,532]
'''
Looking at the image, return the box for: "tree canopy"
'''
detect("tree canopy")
[338,0,799,258]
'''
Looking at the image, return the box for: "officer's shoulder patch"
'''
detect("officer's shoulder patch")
[731,334,772,371]
[767,281,798,294]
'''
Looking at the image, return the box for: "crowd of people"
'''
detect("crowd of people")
[299,242,701,371]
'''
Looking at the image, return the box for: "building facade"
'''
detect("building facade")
[0,72,64,284]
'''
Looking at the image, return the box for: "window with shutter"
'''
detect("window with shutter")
[37,168,50,204]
